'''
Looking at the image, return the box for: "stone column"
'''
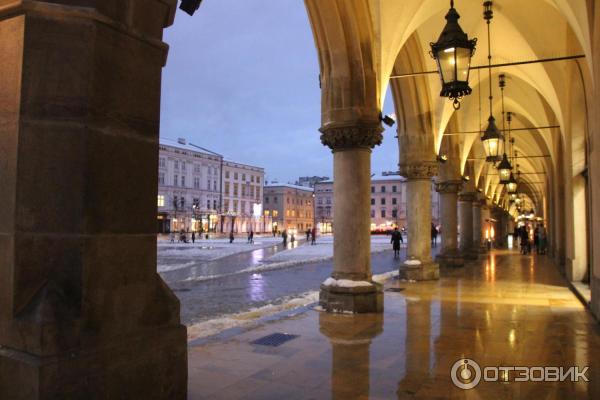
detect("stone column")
[472,196,485,254]
[399,163,440,280]
[0,2,187,399]
[319,313,383,399]
[435,181,464,267]
[458,192,478,259]
[478,199,490,252]
[319,124,384,313]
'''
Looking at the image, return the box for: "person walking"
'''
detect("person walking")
[191,231,195,244]
[520,225,530,254]
[306,229,311,242]
[282,230,288,246]
[431,223,438,247]
[391,227,402,258]
[249,230,254,244]
[229,231,234,244]
[311,227,317,245]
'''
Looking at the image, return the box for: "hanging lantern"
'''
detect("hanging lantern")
[497,153,513,183]
[509,192,518,201]
[506,172,518,193]
[481,116,504,162]
[430,0,477,110]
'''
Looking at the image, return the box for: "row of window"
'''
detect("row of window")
[371,185,399,193]
[157,195,218,210]
[263,209,311,218]
[223,199,258,215]
[371,198,399,205]
[371,209,399,218]
[224,182,261,198]
[224,170,261,183]
[159,158,220,175]
[264,196,312,206]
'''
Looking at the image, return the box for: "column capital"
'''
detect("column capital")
[398,161,438,180]
[435,180,463,194]
[320,123,383,151]
[458,192,478,202]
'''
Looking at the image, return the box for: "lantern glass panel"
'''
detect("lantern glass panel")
[455,47,471,81]
[484,138,499,159]
[438,47,456,84]
[499,168,511,183]
[507,181,517,193]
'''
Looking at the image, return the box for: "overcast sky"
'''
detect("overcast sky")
[161,0,398,183]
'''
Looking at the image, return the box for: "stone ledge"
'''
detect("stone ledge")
[0,325,187,400]
[319,282,383,314]
[399,261,439,281]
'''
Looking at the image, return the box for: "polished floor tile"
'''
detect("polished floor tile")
[188,251,600,399]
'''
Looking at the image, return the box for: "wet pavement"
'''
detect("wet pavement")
[160,242,413,325]
[187,250,600,399]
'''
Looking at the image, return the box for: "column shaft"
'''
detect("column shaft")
[435,181,464,267]
[399,163,439,280]
[458,193,477,259]
[332,149,372,280]
[318,124,383,313]
[472,201,484,253]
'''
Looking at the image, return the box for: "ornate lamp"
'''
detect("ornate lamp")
[430,0,477,110]
[497,153,512,183]
[480,1,504,163]
[506,172,518,193]
[481,116,503,161]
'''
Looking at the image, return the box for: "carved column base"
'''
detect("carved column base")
[0,325,187,400]
[399,260,440,281]
[436,250,465,268]
[319,282,383,314]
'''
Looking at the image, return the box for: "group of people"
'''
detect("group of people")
[281,230,295,246]
[228,230,255,244]
[170,229,206,243]
[514,224,547,255]
[305,227,318,245]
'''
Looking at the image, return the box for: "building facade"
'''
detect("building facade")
[157,138,268,233]
[221,160,268,233]
[157,138,222,233]
[263,184,315,234]
[315,176,440,233]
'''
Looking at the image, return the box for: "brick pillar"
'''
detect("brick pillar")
[0,2,187,398]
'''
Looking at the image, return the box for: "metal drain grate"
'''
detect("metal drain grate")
[251,333,299,347]
[385,287,405,292]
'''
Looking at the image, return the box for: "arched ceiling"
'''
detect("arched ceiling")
[305,0,591,215]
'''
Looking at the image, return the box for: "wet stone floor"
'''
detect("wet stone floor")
[188,250,600,399]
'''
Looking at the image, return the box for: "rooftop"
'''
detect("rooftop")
[159,137,222,158]
[265,183,315,192]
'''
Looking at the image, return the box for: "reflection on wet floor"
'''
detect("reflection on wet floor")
[188,250,600,399]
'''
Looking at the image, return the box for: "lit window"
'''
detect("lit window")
[273,210,279,217]
[157,195,165,207]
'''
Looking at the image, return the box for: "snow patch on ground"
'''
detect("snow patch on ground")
[372,270,399,283]
[186,291,319,341]
[322,277,373,288]
[157,237,283,272]
[404,259,422,265]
